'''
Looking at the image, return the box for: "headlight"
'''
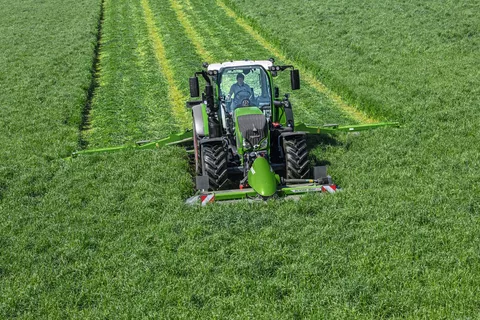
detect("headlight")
[254,138,268,150]
[243,139,252,149]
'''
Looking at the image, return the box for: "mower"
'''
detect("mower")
[72,59,399,205]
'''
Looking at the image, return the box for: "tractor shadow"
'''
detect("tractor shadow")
[306,133,348,166]
[185,133,353,191]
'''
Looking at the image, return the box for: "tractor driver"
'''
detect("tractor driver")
[227,73,252,108]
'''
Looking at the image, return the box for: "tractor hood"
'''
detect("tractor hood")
[234,107,268,154]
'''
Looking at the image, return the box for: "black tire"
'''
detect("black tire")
[284,135,310,179]
[202,142,228,190]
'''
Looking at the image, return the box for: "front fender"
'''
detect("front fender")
[192,103,208,137]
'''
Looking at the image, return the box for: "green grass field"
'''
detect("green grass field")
[1,0,479,317]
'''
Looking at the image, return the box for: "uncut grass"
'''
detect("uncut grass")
[1,148,192,318]
[224,0,480,121]
[2,0,357,317]
[5,154,480,318]
[89,0,476,315]
[0,0,101,204]
[0,0,102,316]
[0,0,101,192]
[58,1,477,317]
[215,0,480,316]
[86,0,181,148]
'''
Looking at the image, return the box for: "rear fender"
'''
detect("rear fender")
[199,137,225,146]
[280,131,306,139]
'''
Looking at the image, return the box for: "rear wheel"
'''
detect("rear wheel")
[284,135,310,179]
[202,142,228,190]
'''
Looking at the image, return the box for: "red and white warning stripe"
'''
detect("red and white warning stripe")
[321,185,337,193]
[185,193,216,206]
[200,194,215,206]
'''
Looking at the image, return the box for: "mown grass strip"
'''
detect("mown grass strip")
[141,0,190,130]
[168,0,234,61]
[146,0,204,96]
[85,0,176,146]
[215,0,376,124]
[169,0,213,62]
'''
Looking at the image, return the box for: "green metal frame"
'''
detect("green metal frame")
[188,182,338,204]
[295,122,400,134]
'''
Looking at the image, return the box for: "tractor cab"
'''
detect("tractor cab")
[217,65,272,114]
[214,64,273,157]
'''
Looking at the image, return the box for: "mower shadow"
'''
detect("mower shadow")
[306,133,344,166]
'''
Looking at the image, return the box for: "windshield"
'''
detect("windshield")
[219,66,271,109]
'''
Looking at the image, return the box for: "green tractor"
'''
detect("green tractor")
[72,59,398,205]
[184,59,397,204]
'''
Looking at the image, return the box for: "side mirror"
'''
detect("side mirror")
[290,69,300,90]
[189,77,199,97]
[274,87,279,98]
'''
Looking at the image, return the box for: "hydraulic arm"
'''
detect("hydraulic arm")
[294,121,400,134]
[70,121,398,158]
[71,130,193,158]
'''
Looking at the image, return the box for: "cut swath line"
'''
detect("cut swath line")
[79,0,105,149]
[170,0,234,62]
[141,0,190,130]
[215,0,376,124]
[169,0,212,62]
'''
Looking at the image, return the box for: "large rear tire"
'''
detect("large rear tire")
[202,142,228,190]
[284,135,310,179]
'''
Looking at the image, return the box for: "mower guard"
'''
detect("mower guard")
[186,182,339,205]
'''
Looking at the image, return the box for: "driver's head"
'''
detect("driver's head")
[236,73,245,84]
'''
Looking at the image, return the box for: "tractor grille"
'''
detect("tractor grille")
[237,114,267,146]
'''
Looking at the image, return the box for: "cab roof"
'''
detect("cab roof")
[207,60,273,72]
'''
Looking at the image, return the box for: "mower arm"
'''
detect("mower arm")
[71,130,193,157]
[294,121,399,134]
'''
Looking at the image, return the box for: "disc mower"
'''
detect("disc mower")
[72,59,399,205]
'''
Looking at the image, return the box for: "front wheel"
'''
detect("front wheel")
[283,135,310,179]
[202,142,229,190]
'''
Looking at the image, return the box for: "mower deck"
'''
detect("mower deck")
[185,182,339,205]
